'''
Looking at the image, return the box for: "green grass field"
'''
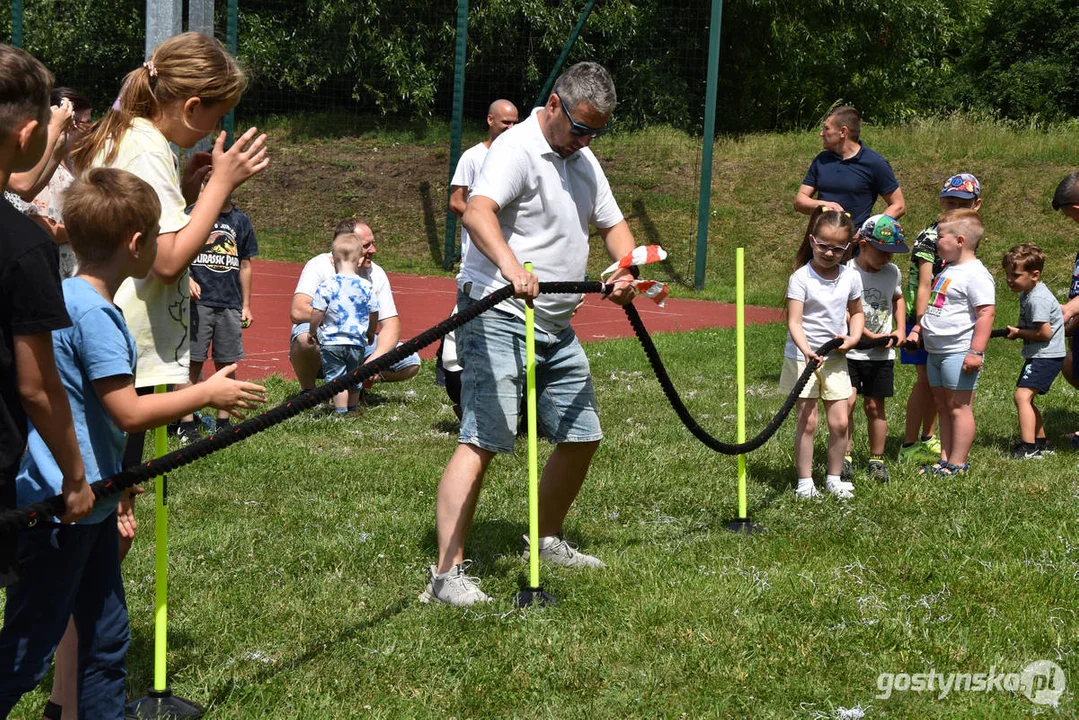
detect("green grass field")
[6,121,1079,718]
[9,323,1079,718]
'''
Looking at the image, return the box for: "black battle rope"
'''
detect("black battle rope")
[625,310,1011,456]
[0,285,1014,533]
[0,281,602,534]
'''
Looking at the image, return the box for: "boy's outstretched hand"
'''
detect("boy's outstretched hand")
[203,364,267,420]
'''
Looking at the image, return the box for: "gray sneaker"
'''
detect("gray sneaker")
[867,459,890,483]
[521,534,606,569]
[841,456,853,480]
[418,560,492,606]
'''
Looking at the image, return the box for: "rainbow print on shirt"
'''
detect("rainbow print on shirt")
[925,275,951,315]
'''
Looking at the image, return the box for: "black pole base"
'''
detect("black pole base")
[725,517,764,535]
[515,586,558,607]
[126,687,204,719]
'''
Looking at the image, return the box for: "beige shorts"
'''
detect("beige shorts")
[779,354,852,401]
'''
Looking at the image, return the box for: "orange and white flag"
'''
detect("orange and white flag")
[601,245,667,279]
[600,245,669,306]
[631,279,669,306]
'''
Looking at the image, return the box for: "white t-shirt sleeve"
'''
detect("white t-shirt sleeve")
[471,141,528,211]
[450,145,481,188]
[969,268,996,307]
[295,254,331,298]
[848,271,864,302]
[786,269,808,303]
[122,148,190,234]
[370,265,397,320]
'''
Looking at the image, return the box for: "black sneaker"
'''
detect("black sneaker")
[176,421,202,445]
[1036,440,1055,456]
[1009,442,1042,460]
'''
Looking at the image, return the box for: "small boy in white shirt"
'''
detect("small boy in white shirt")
[845,214,908,482]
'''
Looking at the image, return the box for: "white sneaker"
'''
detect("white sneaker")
[522,534,605,568]
[825,478,854,499]
[418,560,492,606]
[795,481,820,499]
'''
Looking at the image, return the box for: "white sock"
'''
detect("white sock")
[796,478,815,492]
[826,474,841,485]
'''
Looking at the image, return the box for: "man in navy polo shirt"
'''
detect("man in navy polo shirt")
[794,106,905,227]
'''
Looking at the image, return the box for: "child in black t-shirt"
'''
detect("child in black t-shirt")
[0,45,93,585]
[176,194,258,441]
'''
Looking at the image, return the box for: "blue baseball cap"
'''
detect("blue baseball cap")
[858,214,908,253]
[939,173,981,200]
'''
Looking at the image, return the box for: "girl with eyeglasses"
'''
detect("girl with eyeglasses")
[781,208,864,499]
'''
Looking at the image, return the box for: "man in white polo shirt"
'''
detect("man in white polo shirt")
[420,62,640,606]
[289,219,420,390]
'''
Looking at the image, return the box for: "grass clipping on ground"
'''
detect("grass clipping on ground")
[6,321,1077,718]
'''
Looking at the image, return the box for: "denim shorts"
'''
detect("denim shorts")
[456,293,602,453]
[320,344,366,393]
[291,322,420,374]
[927,352,980,391]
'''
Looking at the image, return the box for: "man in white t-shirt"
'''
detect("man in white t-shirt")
[421,62,640,607]
[289,220,420,390]
[438,99,519,411]
[449,98,519,263]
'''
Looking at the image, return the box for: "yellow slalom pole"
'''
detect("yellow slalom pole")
[153,385,169,690]
[515,262,555,605]
[129,391,201,720]
[736,249,747,519]
[525,262,540,591]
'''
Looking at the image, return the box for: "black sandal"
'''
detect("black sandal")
[43,700,62,720]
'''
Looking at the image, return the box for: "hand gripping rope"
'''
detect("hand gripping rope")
[0,286,1011,534]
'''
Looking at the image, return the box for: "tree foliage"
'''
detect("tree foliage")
[4,0,1077,132]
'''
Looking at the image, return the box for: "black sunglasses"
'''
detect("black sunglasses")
[559,97,610,138]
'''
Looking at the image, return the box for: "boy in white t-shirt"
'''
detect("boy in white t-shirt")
[844,215,908,482]
[914,209,996,475]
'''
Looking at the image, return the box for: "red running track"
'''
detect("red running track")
[239,258,784,381]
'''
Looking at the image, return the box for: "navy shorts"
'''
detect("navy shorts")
[899,318,927,366]
[1017,357,1064,394]
[847,358,895,398]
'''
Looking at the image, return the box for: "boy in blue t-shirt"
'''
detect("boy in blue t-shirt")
[309,232,379,415]
[176,194,259,441]
[0,169,266,718]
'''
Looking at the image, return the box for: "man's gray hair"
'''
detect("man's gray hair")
[552,62,617,115]
[1053,171,1079,210]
